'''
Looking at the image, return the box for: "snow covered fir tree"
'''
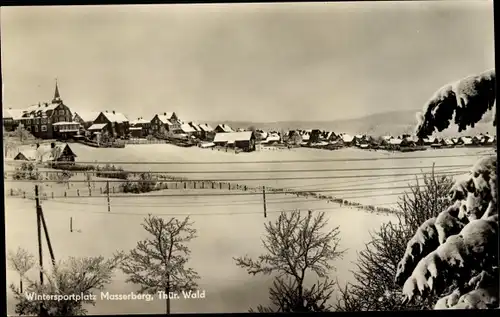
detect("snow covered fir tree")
[395,69,498,309]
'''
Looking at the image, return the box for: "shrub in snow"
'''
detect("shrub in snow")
[336,171,453,311]
[395,70,498,309]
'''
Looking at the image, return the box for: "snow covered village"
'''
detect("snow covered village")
[2,2,498,315]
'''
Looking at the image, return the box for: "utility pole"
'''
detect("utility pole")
[35,185,43,284]
[40,210,56,266]
[35,185,46,317]
[35,184,56,316]
[107,181,111,212]
[262,186,267,218]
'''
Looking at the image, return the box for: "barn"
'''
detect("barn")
[14,143,77,164]
[213,131,256,152]
[14,149,37,161]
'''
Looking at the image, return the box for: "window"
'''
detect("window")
[59,116,64,122]
[59,110,64,115]
[41,125,47,132]
[41,118,47,124]
[35,126,38,132]
[54,125,58,131]
[36,118,40,124]
[26,126,31,131]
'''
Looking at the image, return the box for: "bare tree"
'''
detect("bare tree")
[121,215,200,314]
[9,251,125,316]
[8,247,36,293]
[235,210,345,312]
[395,69,498,309]
[336,170,454,311]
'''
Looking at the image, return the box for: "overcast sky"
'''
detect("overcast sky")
[1,1,495,123]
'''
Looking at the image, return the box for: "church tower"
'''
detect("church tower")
[52,79,62,104]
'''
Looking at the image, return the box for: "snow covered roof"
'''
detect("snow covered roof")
[130,118,150,125]
[88,123,108,131]
[155,115,174,125]
[460,136,473,144]
[180,123,196,133]
[74,111,100,123]
[129,127,142,131]
[213,131,253,143]
[101,111,129,123]
[266,134,280,142]
[188,122,201,131]
[341,134,354,143]
[200,142,215,148]
[17,143,76,162]
[15,149,37,161]
[389,138,403,145]
[53,121,80,126]
[198,123,214,132]
[382,135,392,141]
[313,141,329,146]
[7,109,26,120]
[326,131,336,139]
[3,108,13,119]
[216,124,234,133]
[25,103,59,114]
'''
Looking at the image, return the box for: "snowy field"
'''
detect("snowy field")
[4,144,493,314]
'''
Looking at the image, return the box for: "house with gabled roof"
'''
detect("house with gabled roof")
[340,133,354,146]
[129,117,151,138]
[14,142,77,164]
[13,81,75,139]
[93,110,130,138]
[73,111,100,129]
[179,123,197,135]
[482,134,495,146]
[214,124,234,133]
[261,132,281,145]
[198,123,214,132]
[150,112,181,134]
[213,131,256,151]
[459,136,474,146]
[196,123,215,141]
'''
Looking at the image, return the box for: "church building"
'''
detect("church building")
[20,80,77,140]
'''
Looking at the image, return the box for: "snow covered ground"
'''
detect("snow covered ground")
[4,144,493,314]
